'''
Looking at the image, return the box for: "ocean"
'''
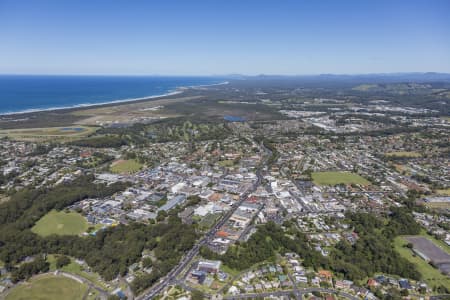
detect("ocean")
[0,75,224,115]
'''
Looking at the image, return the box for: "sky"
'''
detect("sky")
[0,0,449,75]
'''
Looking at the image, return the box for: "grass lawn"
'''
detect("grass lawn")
[352,84,378,91]
[394,236,450,290]
[220,264,240,277]
[6,275,88,300]
[218,160,235,167]
[311,171,370,186]
[424,202,450,210]
[393,164,407,173]
[385,151,421,158]
[436,188,450,196]
[31,210,88,237]
[110,159,142,174]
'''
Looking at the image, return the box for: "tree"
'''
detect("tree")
[56,255,71,268]
[11,257,49,282]
[142,257,153,269]
[156,210,167,222]
[191,290,205,300]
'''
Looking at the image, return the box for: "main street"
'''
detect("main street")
[138,141,271,300]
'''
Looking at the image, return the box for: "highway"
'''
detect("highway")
[137,142,271,300]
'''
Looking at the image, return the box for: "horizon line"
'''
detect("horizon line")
[0,71,449,77]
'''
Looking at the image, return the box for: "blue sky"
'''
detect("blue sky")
[0,0,449,75]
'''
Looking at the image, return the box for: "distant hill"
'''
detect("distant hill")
[234,73,450,83]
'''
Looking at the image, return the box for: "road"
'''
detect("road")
[137,142,271,300]
[223,287,360,300]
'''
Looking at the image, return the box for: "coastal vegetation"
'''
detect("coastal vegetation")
[69,135,128,148]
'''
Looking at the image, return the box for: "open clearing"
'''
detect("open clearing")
[385,151,421,158]
[0,126,97,142]
[424,202,450,210]
[436,189,450,196]
[6,275,88,300]
[110,159,142,174]
[394,236,450,289]
[352,84,379,91]
[311,171,370,186]
[218,160,236,167]
[71,95,202,125]
[31,210,88,237]
[0,194,10,204]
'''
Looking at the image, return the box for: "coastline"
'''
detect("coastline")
[0,80,229,117]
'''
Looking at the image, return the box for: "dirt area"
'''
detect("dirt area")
[72,96,203,126]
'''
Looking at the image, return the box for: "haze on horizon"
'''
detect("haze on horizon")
[0,0,449,76]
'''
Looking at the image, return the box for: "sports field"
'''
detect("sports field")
[31,210,88,237]
[110,159,142,174]
[311,171,370,186]
[385,151,421,158]
[6,275,88,300]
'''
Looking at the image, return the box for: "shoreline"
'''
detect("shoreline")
[0,80,229,117]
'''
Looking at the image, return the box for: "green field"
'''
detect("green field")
[6,275,88,300]
[424,202,450,210]
[385,151,421,158]
[31,210,88,237]
[352,84,379,91]
[218,160,235,167]
[311,171,370,186]
[436,188,450,196]
[0,126,97,142]
[394,236,450,289]
[110,159,142,174]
